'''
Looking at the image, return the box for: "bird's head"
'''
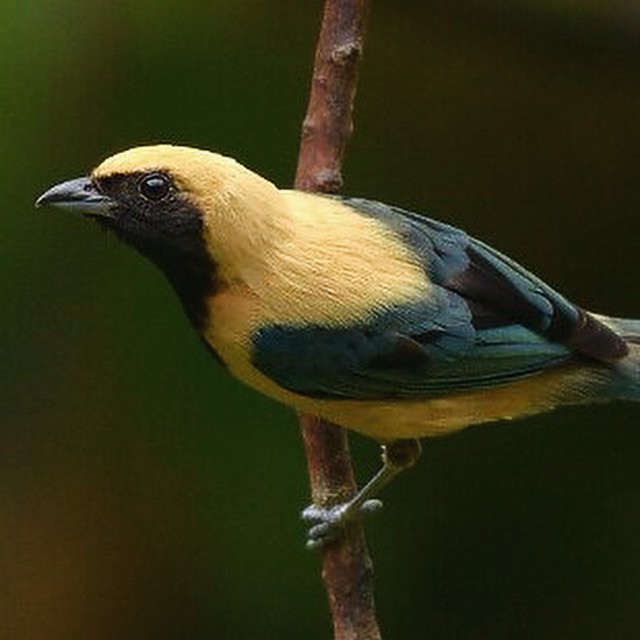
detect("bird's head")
[37,144,288,327]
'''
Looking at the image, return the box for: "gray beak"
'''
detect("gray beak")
[36,176,116,219]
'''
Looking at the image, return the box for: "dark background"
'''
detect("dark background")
[4,1,640,638]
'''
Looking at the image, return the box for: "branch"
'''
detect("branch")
[295,0,369,193]
[294,2,380,640]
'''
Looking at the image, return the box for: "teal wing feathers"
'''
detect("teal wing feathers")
[251,198,627,400]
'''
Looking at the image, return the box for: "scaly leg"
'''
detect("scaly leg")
[302,438,422,549]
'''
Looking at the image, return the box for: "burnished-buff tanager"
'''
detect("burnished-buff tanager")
[37,145,640,546]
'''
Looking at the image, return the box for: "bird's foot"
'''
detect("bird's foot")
[302,499,383,550]
[301,439,422,549]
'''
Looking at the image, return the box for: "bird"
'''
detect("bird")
[37,144,640,547]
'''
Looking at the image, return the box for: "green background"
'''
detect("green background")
[3,1,640,638]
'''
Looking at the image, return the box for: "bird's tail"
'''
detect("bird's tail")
[593,314,640,401]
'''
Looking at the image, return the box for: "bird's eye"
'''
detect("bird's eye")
[139,173,170,201]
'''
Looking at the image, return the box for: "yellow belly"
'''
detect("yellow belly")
[252,365,598,440]
[288,366,593,439]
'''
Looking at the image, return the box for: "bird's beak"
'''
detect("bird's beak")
[36,176,116,219]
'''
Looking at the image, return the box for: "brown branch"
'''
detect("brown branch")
[295,0,369,193]
[299,416,381,640]
[294,2,380,640]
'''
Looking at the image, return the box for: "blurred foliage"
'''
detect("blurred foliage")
[3,1,640,638]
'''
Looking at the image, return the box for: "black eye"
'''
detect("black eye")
[139,173,170,201]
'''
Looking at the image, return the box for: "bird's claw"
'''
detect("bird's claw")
[301,499,384,550]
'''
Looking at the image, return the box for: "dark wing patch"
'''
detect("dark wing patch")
[566,309,629,361]
[342,197,628,362]
[447,243,558,332]
[252,300,572,400]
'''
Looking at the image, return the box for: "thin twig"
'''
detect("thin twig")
[295,1,369,193]
[294,2,380,639]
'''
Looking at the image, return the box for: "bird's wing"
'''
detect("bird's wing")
[252,311,572,400]
[250,198,625,400]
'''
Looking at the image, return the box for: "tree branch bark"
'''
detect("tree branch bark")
[294,2,380,639]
